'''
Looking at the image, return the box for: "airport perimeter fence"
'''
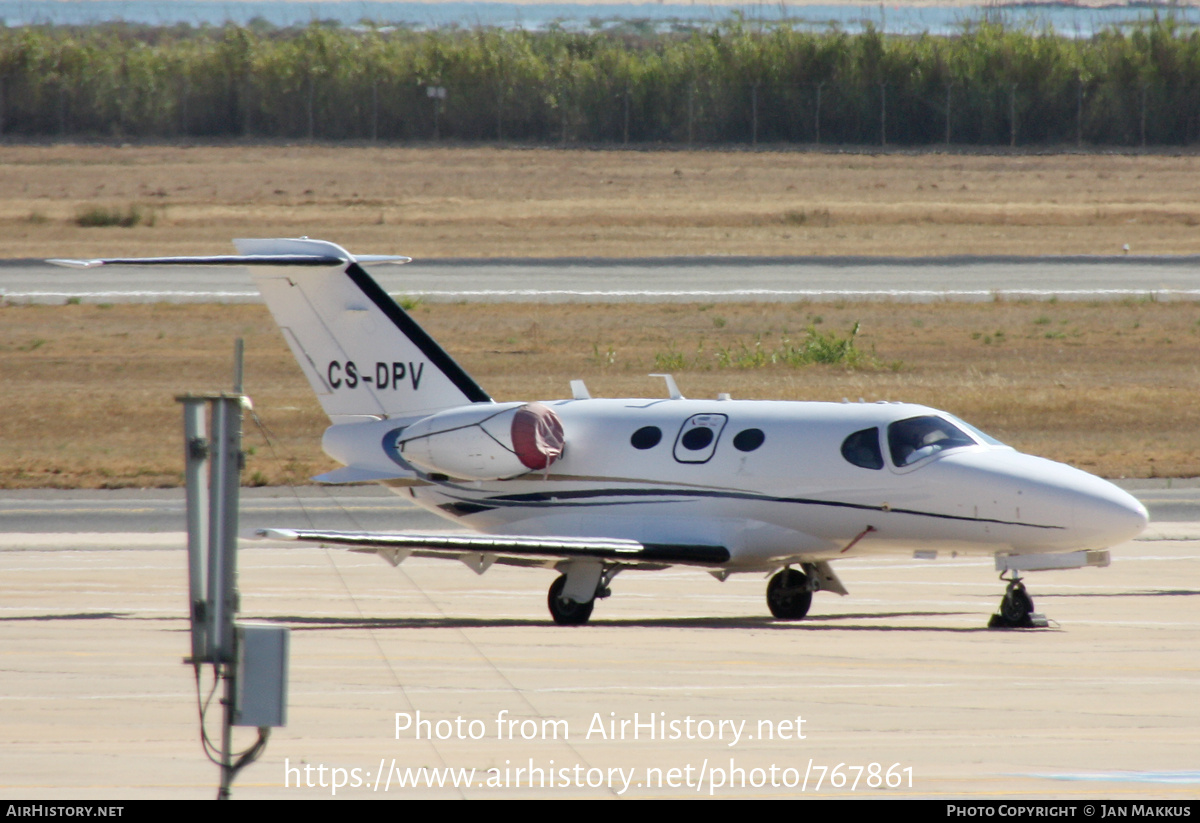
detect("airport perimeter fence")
[3,21,1200,147]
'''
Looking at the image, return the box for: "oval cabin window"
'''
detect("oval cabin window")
[630,426,662,450]
[732,428,765,452]
[680,426,715,451]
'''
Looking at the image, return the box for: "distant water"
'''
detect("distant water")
[0,0,1196,34]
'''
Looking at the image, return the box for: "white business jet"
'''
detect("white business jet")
[52,238,1149,628]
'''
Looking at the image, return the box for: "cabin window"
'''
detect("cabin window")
[681,427,715,451]
[887,415,977,467]
[672,413,728,464]
[630,426,662,450]
[841,427,884,470]
[733,428,765,452]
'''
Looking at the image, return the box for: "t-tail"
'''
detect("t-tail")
[51,238,492,424]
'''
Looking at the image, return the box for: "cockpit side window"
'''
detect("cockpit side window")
[841,427,884,470]
[887,415,977,467]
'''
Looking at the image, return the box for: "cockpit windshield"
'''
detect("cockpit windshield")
[887,415,979,467]
[939,413,1007,447]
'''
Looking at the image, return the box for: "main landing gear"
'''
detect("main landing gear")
[988,571,1049,629]
[766,567,814,620]
[546,568,615,626]
[547,574,594,626]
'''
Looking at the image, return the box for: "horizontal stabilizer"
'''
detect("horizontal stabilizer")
[47,254,366,269]
[255,528,730,566]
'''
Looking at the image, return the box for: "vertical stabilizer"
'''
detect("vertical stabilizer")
[233,238,491,422]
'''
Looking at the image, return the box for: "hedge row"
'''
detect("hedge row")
[3,19,1200,145]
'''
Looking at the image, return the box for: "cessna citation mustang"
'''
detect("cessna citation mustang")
[51,238,1148,628]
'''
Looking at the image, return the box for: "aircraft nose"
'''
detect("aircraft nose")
[1008,455,1148,548]
[937,450,1149,550]
[1070,479,1148,546]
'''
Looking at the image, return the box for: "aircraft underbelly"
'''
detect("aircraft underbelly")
[401,481,1073,564]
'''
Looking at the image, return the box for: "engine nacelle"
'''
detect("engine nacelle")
[398,401,565,481]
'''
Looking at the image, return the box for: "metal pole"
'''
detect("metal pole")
[206,396,241,664]
[219,661,235,799]
[182,399,210,664]
[180,340,250,799]
[232,338,244,395]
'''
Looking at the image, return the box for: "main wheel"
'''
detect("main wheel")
[547,574,595,626]
[766,568,813,620]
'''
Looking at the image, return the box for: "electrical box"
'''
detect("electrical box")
[234,623,289,727]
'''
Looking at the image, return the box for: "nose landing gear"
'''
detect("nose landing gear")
[988,571,1049,629]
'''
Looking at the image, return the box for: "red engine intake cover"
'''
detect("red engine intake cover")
[511,403,565,470]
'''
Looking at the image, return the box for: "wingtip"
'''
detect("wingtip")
[252,528,300,541]
[355,254,413,265]
[46,258,104,269]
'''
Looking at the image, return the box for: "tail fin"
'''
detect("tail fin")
[235,238,490,422]
[51,238,491,422]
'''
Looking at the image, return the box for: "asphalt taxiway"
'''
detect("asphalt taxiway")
[1,485,1197,799]
[6,255,1200,303]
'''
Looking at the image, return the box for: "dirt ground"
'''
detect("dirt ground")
[2,298,1197,488]
[3,144,1200,260]
[2,143,1198,488]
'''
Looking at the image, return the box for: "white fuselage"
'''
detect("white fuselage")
[324,398,1148,571]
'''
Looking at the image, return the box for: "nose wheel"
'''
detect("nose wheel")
[988,572,1048,629]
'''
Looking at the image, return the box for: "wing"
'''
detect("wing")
[255,528,730,571]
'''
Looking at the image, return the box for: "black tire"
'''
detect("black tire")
[1000,583,1034,624]
[547,574,594,626]
[766,568,813,620]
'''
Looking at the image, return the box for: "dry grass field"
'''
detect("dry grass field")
[3,144,1200,259]
[2,297,1198,488]
[2,144,1198,488]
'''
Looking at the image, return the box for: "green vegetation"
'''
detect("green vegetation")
[714,323,875,369]
[654,322,879,370]
[3,19,1200,145]
[74,204,151,228]
[654,347,690,371]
